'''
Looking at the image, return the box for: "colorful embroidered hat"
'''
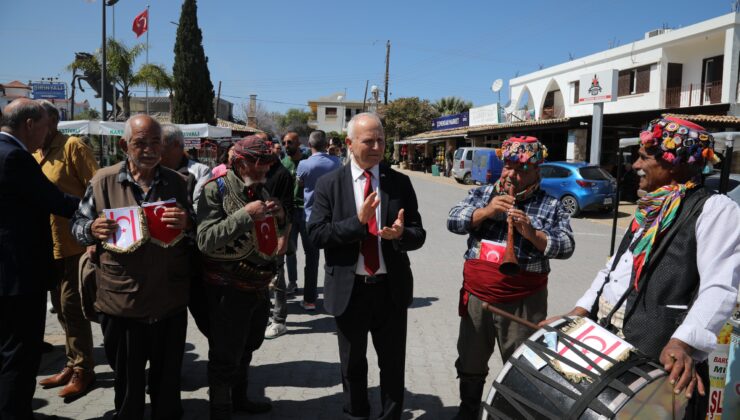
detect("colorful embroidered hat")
[639,116,719,167]
[231,135,276,164]
[501,136,548,166]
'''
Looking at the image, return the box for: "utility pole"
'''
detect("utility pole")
[362,80,369,111]
[384,40,390,105]
[215,81,222,120]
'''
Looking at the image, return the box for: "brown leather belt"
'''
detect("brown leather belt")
[355,274,387,284]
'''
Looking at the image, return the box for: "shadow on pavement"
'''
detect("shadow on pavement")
[252,360,342,389]
[410,296,439,309]
[285,315,335,335]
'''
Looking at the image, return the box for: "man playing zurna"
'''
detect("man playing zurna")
[544,116,740,418]
[196,135,287,420]
[447,136,575,420]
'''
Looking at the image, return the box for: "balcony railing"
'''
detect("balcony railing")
[665,81,722,108]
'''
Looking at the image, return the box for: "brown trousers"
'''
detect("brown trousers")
[50,253,94,371]
[455,289,547,377]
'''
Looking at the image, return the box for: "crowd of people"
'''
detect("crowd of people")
[0,97,738,420]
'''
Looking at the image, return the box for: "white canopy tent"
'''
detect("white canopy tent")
[58,120,233,138]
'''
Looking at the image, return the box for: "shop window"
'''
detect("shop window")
[325,107,337,117]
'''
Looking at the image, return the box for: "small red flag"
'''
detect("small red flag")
[132,9,148,38]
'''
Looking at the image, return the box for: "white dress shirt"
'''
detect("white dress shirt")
[350,159,387,275]
[575,194,740,360]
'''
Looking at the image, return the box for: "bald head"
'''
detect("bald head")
[122,114,162,170]
[1,99,49,151]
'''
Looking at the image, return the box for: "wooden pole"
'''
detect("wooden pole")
[481,302,539,331]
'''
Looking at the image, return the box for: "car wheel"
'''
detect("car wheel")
[560,195,580,217]
[462,173,472,185]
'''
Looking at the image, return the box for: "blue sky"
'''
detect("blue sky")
[1,0,735,117]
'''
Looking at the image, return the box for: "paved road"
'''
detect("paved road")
[33,171,624,419]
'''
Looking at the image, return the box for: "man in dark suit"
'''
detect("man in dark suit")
[308,113,426,420]
[0,98,81,419]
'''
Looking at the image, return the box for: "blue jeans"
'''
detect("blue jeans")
[286,209,320,304]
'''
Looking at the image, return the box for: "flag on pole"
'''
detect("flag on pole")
[132,9,148,38]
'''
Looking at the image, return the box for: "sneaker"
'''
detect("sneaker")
[264,322,287,339]
[300,301,316,311]
[286,282,297,295]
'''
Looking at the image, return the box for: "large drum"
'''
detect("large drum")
[482,316,687,419]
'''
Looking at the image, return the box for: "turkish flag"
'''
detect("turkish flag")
[142,199,183,246]
[479,239,506,263]
[254,215,278,258]
[132,9,148,38]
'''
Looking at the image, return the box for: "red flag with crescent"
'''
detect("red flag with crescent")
[132,9,148,38]
[142,199,184,247]
[479,239,506,263]
[253,215,278,258]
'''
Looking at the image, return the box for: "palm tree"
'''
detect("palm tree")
[433,96,473,116]
[69,38,173,118]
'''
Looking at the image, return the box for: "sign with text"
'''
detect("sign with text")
[184,138,202,149]
[432,112,469,131]
[470,104,503,126]
[30,82,66,99]
[578,70,618,104]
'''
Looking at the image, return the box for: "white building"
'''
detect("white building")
[508,12,740,122]
[308,92,364,133]
[0,80,32,109]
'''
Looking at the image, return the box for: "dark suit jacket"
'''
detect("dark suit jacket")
[0,132,80,296]
[307,163,426,316]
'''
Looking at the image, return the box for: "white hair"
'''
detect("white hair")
[161,123,185,147]
[347,112,383,139]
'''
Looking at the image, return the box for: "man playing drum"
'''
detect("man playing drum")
[543,116,740,418]
[447,136,575,420]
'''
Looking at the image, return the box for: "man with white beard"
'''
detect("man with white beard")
[196,135,288,419]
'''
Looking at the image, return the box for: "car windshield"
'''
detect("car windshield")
[579,166,613,181]
[454,149,463,160]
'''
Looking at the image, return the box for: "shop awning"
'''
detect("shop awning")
[395,137,455,145]
[58,120,233,138]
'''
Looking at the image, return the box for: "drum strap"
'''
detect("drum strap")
[591,228,635,331]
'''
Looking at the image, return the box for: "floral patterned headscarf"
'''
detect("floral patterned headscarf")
[501,136,548,167]
[639,116,719,169]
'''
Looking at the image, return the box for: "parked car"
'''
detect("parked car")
[539,161,616,217]
[452,147,495,184]
[471,149,503,185]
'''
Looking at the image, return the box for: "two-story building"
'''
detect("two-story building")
[307,92,364,133]
[0,80,32,109]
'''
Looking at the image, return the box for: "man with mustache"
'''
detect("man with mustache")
[196,135,287,419]
[542,116,740,418]
[447,136,575,420]
[70,114,193,419]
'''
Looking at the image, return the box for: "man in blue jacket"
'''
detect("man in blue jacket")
[0,98,80,419]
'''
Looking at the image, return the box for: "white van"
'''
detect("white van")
[452,147,495,184]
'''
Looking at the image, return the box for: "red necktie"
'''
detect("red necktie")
[361,170,380,275]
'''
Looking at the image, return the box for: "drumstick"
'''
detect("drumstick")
[481,302,539,331]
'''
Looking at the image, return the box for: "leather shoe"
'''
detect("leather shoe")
[58,368,95,398]
[39,367,73,388]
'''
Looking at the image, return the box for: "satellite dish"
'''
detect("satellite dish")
[491,79,504,93]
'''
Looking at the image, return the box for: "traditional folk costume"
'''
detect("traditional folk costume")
[447,137,575,419]
[195,137,285,419]
[575,117,740,418]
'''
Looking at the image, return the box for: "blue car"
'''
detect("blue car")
[539,161,616,217]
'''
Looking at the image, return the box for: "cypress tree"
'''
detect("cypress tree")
[172,0,215,125]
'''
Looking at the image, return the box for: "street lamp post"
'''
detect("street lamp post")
[100,0,119,164]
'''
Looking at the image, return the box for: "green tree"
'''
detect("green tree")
[74,108,101,120]
[172,0,215,125]
[433,96,473,116]
[68,39,171,118]
[382,97,440,161]
[278,108,313,137]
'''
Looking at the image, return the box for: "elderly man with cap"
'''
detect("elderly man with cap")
[196,135,287,419]
[447,136,575,420]
[70,114,193,419]
[543,116,740,418]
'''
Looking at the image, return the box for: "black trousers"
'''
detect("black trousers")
[0,292,45,420]
[206,285,270,394]
[335,279,407,420]
[101,311,187,420]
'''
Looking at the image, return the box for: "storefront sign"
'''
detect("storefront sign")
[184,138,201,149]
[432,112,468,131]
[30,82,66,99]
[470,104,503,126]
[578,70,618,104]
